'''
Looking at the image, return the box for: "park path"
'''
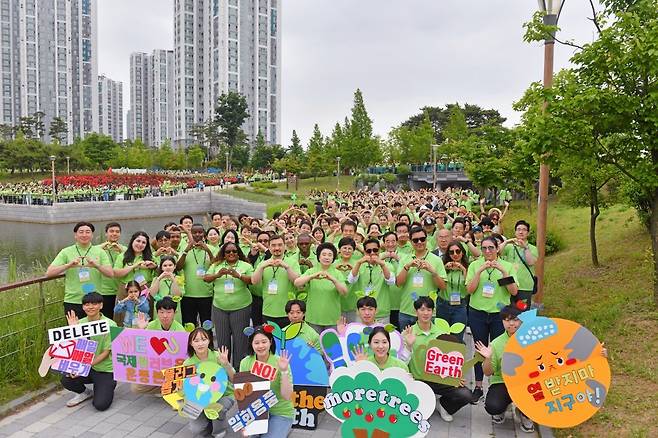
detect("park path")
[0,331,549,438]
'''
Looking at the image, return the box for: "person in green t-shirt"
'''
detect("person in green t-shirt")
[474,304,535,433]
[394,222,414,258]
[466,236,519,403]
[296,233,315,274]
[176,224,214,325]
[94,222,126,319]
[381,231,402,330]
[239,325,294,436]
[137,296,186,332]
[149,256,185,324]
[46,222,114,319]
[283,299,321,352]
[499,220,538,309]
[436,241,470,342]
[112,231,157,300]
[334,237,361,323]
[353,326,408,372]
[60,292,117,411]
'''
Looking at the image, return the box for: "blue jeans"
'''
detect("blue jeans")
[398,313,417,331]
[436,298,468,342]
[468,308,504,382]
[254,415,293,437]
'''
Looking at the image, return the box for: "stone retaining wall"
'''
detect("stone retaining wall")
[0,191,266,224]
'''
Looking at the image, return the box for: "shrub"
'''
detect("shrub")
[251,181,277,189]
[528,229,564,256]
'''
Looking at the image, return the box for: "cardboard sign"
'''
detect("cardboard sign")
[251,360,278,381]
[48,320,110,344]
[179,361,229,419]
[45,339,97,377]
[292,385,327,431]
[161,364,197,396]
[231,371,275,435]
[320,323,405,372]
[411,339,483,387]
[324,361,435,438]
[502,310,611,428]
[110,327,188,385]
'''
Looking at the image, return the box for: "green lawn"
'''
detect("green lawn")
[273,175,356,196]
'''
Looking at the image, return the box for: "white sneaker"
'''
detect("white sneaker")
[516,407,535,433]
[492,414,505,424]
[66,389,93,407]
[436,402,453,422]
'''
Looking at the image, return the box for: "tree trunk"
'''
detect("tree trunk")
[589,183,600,267]
[352,429,390,438]
[650,188,658,305]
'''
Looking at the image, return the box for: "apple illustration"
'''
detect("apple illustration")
[389,414,398,424]
[365,413,374,423]
[342,409,351,419]
[376,408,386,418]
[354,405,364,416]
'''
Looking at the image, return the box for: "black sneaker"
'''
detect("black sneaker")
[470,387,484,404]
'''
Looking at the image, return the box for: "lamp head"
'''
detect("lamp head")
[49,155,56,161]
[537,0,564,16]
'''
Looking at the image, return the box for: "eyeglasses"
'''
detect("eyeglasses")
[364,248,379,254]
[257,239,269,244]
[411,237,426,243]
[225,249,238,254]
[481,246,496,251]
[449,249,462,255]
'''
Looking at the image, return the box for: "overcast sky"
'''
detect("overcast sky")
[98,0,600,146]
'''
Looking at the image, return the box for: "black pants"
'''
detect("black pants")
[101,295,116,319]
[485,383,513,416]
[250,295,263,326]
[61,369,117,411]
[423,380,473,415]
[64,302,85,319]
[389,310,400,331]
[181,297,213,326]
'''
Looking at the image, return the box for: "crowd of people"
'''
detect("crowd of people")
[46,186,545,437]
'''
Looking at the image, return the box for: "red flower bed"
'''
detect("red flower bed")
[39,173,225,188]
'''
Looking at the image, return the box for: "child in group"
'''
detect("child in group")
[149,255,185,323]
[183,327,236,438]
[113,280,150,327]
[283,299,321,352]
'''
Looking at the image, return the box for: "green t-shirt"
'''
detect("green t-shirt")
[146,318,186,332]
[397,252,447,317]
[466,258,518,314]
[207,261,254,311]
[367,354,409,372]
[350,261,391,318]
[79,315,116,373]
[384,257,402,311]
[181,248,213,298]
[113,253,155,285]
[489,331,510,385]
[50,244,112,304]
[239,354,295,419]
[150,276,185,324]
[439,269,468,301]
[501,244,538,292]
[408,322,444,379]
[94,243,126,296]
[248,253,266,297]
[304,266,344,326]
[396,242,414,258]
[261,260,301,318]
[335,254,360,313]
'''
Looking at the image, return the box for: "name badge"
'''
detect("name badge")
[267,280,278,295]
[364,284,374,296]
[196,267,206,278]
[412,273,424,288]
[482,282,495,298]
[450,292,461,305]
[224,279,235,294]
[78,267,91,282]
[134,273,146,286]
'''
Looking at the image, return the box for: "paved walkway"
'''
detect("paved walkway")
[0,332,547,438]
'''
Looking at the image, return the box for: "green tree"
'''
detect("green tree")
[306,124,327,180]
[288,130,304,157]
[79,133,118,169]
[441,105,469,161]
[214,91,249,163]
[187,145,205,169]
[385,112,434,165]
[250,131,285,170]
[49,117,68,145]
[342,89,381,170]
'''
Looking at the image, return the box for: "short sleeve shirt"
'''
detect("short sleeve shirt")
[207,260,254,311]
[261,260,301,318]
[50,244,112,304]
[466,258,517,314]
[397,251,447,316]
[181,248,213,298]
[304,266,344,326]
[501,244,538,291]
[94,243,126,296]
[489,331,510,385]
[239,354,295,419]
[79,315,116,373]
[408,322,444,379]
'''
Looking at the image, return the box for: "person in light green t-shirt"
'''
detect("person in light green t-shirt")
[283,299,321,352]
[112,231,157,300]
[353,326,409,372]
[499,220,538,309]
[176,224,214,325]
[149,256,185,324]
[60,292,117,411]
[94,222,126,319]
[46,222,114,319]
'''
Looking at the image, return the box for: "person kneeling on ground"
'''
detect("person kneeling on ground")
[61,292,117,411]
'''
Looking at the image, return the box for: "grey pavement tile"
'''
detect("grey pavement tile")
[112,419,144,432]
[156,421,185,435]
[125,425,157,437]
[103,413,132,425]
[143,433,174,438]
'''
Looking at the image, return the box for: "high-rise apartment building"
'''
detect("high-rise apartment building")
[173,0,281,148]
[128,50,174,148]
[98,75,123,142]
[0,0,98,143]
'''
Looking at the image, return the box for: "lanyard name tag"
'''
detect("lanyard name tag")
[224,279,235,293]
[78,267,91,282]
[449,292,461,305]
[412,273,424,288]
[134,273,146,286]
[267,280,278,295]
[196,267,206,278]
[364,284,374,296]
[482,282,495,298]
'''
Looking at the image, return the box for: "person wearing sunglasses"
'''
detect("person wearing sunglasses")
[396,226,447,330]
[347,238,395,324]
[248,230,271,326]
[438,241,470,342]
[204,242,253,368]
[465,236,519,403]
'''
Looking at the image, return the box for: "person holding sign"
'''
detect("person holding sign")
[239,325,294,437]
[176,224,215,326]
[437,240,470,342]
[396,226,448,331]
[205,242,253,369]
[251,235,301,329]
[94,222,126,318]
[353,326,408,372]
[402,297,473,423]
[61,292,117,410]
[46,222,114,319]
[113,231,157,300]
[466,236,519,403]
[137,296,186,332]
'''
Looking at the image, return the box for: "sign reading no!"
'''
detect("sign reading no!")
[48,320,110,344]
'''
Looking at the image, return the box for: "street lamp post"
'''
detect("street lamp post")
[336,156,341,190]
[431,144,438,190]
[534,0,564,307]
[49,155,56,204]
[66,156,70,174]
[225,151,229,173]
